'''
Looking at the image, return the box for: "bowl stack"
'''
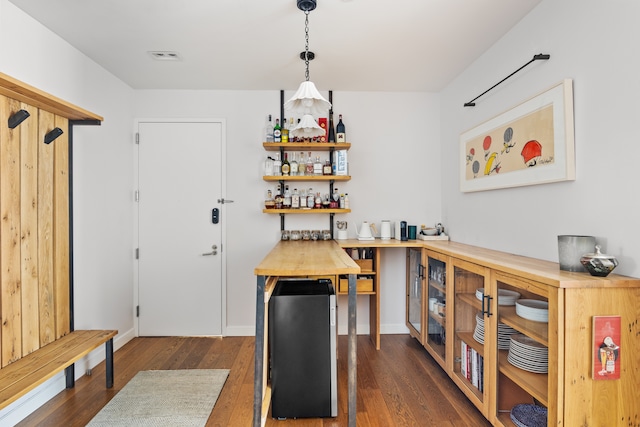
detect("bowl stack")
[515,299,549,322]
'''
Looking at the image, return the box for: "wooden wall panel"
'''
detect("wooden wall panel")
[1,96,23,366]
[37,110,55,347]
[0,73,100,369]
[20,103,40,356]
[53,114,70,339]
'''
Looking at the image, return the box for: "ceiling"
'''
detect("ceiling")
[9,0,541,92]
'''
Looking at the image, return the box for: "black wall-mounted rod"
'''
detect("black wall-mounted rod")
[464,53,550,107]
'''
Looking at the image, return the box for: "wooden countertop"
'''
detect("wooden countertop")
[254,240,360,277]
[336,238,425,248]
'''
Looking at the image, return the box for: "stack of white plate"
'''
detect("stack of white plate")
[472,313,519,349]
[475,288,521,305]
[515,299,549,322]
[507,334,548,373]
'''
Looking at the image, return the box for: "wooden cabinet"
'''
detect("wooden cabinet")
[414,241,640,427]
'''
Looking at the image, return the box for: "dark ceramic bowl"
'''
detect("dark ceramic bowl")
[580,245,618,277]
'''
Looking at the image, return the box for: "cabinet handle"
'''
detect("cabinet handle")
[418,264,425,279]
[485,295,493,317]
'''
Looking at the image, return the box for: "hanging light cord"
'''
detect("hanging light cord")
[304,10,310,81]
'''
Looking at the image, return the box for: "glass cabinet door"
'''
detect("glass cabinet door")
[452,258,492,417]
[425,250,447,364]
[492,272,552,426]
[406,248,424,342]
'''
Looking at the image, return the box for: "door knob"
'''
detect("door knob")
[202,245,218,256]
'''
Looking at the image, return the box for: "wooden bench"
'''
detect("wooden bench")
[0,330,117,411]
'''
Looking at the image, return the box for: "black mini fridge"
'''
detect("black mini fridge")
[269,278,337,419]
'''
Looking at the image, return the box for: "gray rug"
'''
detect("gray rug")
[87,369,229,427]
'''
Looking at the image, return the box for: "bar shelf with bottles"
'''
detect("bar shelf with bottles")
[263,142,351,151]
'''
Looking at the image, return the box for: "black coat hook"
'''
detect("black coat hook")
[44,127,64,144]
[464,53,550,107]
[8,109,30,129]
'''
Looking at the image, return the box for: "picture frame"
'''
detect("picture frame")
[592,315,621,380]
[460,79,575,193]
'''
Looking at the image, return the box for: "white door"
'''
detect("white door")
[136,120,224,336]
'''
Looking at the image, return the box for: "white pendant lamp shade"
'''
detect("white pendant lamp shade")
[290,114,326,138]
[284,81,332,117]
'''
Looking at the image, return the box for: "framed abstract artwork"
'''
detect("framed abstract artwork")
[460,79,575,192]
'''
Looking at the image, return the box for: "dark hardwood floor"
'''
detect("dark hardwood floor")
[16,334,490,426]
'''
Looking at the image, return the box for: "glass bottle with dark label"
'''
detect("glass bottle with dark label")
[274,118,282,142]
[323,159,332,175]
[336,114,346,142]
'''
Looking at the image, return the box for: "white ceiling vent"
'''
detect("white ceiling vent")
[148,51,182,61]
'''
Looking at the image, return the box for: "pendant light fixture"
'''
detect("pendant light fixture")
[285,0,331,138]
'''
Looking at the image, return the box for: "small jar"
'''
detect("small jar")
[281,230,290,241]
[322,230,332,240]
[311,230,320,241]
[301,230,311,241]
[290,230,301,241]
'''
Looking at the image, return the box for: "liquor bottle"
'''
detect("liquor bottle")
[290,152,298,176]
[344,193,350,209]
[291,188,300,209]
[307,188,315,208]
[283,185,292,208]
[264,189,275,209]
[328,112,336,143]
[323,159,332,175]
[314,192,322,209]
[274,118,281,142]
[339,193,345,209]
[281,152,290,176]
[281,117,289,143]
[275,185,283,209]
[298,151,305,176]
[265,114,274,142]
[336,114,346,142]
[313,156,323,175]
[331,188,339,208]
[306,152,314,175]
[299,188,307,208]
[273,153,282,176]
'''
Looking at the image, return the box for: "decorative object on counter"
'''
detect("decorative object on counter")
[420,226,438,236]
[356,221,375,241]
[580,245,618,277]
[408,225,417,240]
[558,235,595,272]
[336,221,348,240]
[509,403,548,427]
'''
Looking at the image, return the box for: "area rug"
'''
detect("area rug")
[87,369,229,427]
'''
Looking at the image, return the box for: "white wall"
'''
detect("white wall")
[133,90,441,335]
[0,1,135,423]
[440,0,640,277]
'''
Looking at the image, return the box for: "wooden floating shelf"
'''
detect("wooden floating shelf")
[263,142,351,151]
[263,175,351,182]
[263,209,351,214]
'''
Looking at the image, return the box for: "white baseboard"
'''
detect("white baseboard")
[0,328,135,426]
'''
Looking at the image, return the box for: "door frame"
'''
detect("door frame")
[132,118,227,337]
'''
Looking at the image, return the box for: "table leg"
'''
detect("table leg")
[253,275,266,427]
[348,272,357,427]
